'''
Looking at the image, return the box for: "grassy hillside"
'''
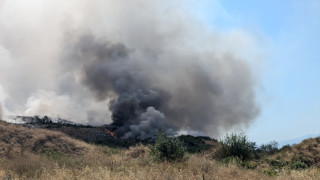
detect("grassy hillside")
[0,120,320,179]
[267,137,320,168]
[0,121,93,156]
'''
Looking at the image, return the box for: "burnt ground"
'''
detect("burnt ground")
[6,116,218,151]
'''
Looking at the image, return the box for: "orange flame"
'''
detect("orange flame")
[106,130,115,137]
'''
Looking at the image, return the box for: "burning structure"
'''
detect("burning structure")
[0,0,260,140]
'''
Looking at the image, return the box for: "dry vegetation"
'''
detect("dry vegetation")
[1,121,320,180]
[270,137,320,167]
[0,121,92,157]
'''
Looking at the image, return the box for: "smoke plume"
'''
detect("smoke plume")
[0,0,261,138]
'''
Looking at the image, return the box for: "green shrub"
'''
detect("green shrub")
[178,135,215,153]
[258,141,279,155]
[279,144,292,152]
[221,156,258,169]
[149,132,186,162]
[240,161,258,169]
[292,155,313,167]
[43,150,68,161]
[263,168,279,176]
[268,159,287,169]
[290,160,308,170]
[221,156,241,165]
[216,133,256,161]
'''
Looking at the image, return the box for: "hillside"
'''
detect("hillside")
[278,134,320,147]
[0,121,94,157]
[269,137,320,167]
[0,120,320,179]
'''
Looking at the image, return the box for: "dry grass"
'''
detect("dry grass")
[0,151,271,180]
[3,151,320,180]
[269,137,320,167]
[125,144,149,159]
[1,121,320,179]
[0,121,93,157]
[2,147,320,180]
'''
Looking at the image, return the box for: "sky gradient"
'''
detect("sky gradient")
[190,0,320,144]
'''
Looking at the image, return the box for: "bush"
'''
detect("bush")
[290,160,308,170]
[258,141,278,154]
[215,133,256,161]
[292,155,313,167]
[149,132,186,162]
[221,156,241,165]
[256,141,279,158]
[268,159,287,169]
[178,135,215,153]
[263,168,279,176]
[279,144,292,152]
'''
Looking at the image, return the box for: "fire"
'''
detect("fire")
[106,129,115,137]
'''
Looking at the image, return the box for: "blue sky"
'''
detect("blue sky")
[189,0,320,144]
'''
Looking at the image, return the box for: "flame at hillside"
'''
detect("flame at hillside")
[106,130,115,138]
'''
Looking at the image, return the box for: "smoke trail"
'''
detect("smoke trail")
[0,0,261,138]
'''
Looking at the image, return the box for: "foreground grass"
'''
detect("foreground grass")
[1,145,320,180]
[0,147,260,180]
[1,121,320,180]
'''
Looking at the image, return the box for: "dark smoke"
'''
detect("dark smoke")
[63,34,259,139]
[63,35,174,139]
